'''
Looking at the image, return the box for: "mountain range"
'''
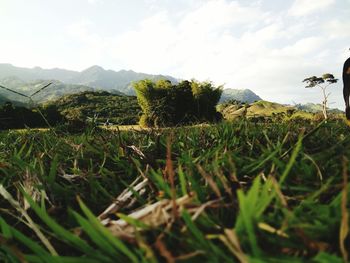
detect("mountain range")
[0,63,264,105]
[0,63,344,117]
[0,63,178,96]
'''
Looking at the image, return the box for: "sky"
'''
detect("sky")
[0,0,349,108]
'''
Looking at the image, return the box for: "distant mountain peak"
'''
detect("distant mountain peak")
[118,69,136,74]
[82,65,105,72]
[220,88,262,103]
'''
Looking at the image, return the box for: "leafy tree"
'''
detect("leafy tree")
[303,73,338,120]
[133,79,223,127]
[40,104,64,125]
[133,79,173,126]
[0,102,48,129]
[173,80,195,123]
[191,80,223,121]
[44,91,141,125]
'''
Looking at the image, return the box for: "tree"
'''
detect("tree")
[133,79,174,127]
[191,80,223,121]
[40,104,64,125]
[133,79,223,127]
[303,73,338,120]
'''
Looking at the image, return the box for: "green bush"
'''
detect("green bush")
[133,79,223,127]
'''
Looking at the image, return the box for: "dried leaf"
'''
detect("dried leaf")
[258,222,289,238]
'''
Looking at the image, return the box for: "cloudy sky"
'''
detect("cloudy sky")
[0,0,349,108]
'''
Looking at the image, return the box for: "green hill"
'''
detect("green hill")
[0,77,98,103]
[219,100,314,120]
[44,91,141,125]
[220,88,261,103]
[0,91,26,107]
[295,102,343,114]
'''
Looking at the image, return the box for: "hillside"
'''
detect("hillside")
[219,100,312,120]
[0,63,178,95]
[220,88,261,103]
[218,100,345,121]
[0,63,77,82]
[0,88,27,107]
[295,102,343,114]
[0,93,18,105]
[71,65,178,95]
[0,77,97,103]
[44,91,141,125]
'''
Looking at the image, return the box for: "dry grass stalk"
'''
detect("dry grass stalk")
[0,184,58,256]
[98,176,149,220]
[102,194,193,237]
[219,229,248,263]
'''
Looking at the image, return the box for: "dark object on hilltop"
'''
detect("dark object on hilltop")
[343,57,350,119]
[133,79,223,127]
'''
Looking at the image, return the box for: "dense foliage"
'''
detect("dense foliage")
[133,79,223,127]
[0,102,63,129]
[44,91,141,125]
[0,119,349,262]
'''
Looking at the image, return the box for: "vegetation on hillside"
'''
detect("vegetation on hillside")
[0,102,63,130]
[0,119,349,262]
[219,88,262,103]
[219,100,298,120]
[295,102,343,114]
[217,100,345,122]
[44,91,141,125]
[134,79,223,127]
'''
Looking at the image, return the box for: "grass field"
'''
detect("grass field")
[0,118,349,262]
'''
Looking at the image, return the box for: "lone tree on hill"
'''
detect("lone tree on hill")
[303,73,338,120]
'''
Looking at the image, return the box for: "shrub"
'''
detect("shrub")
[133,79,223,127]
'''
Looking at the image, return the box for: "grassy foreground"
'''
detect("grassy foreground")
[0,119,349,262]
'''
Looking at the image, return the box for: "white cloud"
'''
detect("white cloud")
[87,0,102,4]
[288,0,335,17]
[323,19,350,39]
[59,0,348,108]
[65,19,107,69]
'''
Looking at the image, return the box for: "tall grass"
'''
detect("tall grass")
[0,119,349,262]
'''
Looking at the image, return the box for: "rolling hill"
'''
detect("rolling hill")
[0,77,96,103]
[220,88,262,103]
[0,90,26,107]
[295,102,343,114]
[44,91,141,125]
[219,100,311,120]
